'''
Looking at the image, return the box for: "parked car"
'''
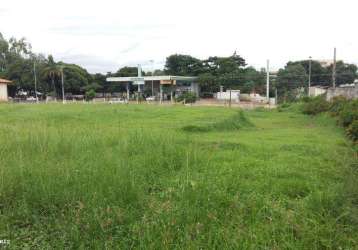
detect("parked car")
[109,98,127,104]
[146,96,156,101]
[26,96,37,102]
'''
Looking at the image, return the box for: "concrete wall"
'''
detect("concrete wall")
[0,83,8,101]
[249,93,266,103]
[309,87,327,97]
[326,84,358,101]
[215,90,240,102]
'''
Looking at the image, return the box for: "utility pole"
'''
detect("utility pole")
[151,80,154,97]
[137,85,140,104]
[61,67,65,104]
[137,64,142,104]
[150,60,154,97]
[332,47,336,88]
[308,56,312,96]
[160,85,163,104]
[229,88,232,108]
[33,60,38,103]
[126,82,130,103]
[266,59,270,102]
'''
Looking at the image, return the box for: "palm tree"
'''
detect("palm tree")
[42,55,61,97]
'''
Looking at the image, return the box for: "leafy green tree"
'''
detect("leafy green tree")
[83,82,101,92]
[8,37,32,56]
[202,52,246,76]
[327,61,357,85]
[287,60,329,86]
[241,67,266,94]
[0,34,35,93]
[92,73,106,85]
[152,69,165,76]
[166,52,248,92]
[164,54,203,76]
[59,63,92,94]
[5,56,33,91]
[0,33,9,73]
[28,54,49,97]
[113,66,144,77]
[146,69,165,76]
[277,64,308,102]
[42,55,61,96]
[85,89,96,101]
[197,72,218,94]
[286,60,357,87]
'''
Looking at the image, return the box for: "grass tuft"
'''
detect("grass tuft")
[182,110,253,132]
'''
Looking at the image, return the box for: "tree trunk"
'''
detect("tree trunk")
[52,77,56,96]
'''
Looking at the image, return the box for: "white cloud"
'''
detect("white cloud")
[1,0,357,73]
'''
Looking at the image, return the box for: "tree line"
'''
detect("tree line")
[0,33,104,97]
[164,54,357,99]
[1,32,357,99]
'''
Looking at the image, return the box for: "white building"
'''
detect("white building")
[0,78,11,101]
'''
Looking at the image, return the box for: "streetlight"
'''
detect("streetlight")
[148,60,155,97]
[266,59,270,102]
[308,56,312,96]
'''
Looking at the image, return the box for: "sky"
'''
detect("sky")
[0,0,357,74]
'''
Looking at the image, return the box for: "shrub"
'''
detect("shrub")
[176,92,197,104]
[329,96,349,117]
[181,125,210,132]
[280,103,291,108]
[301,96,329,115]
[298,96,357,143]
[337,100,358,127]
[346,120,358,142]
[277,102,291,112]
[182,111,253,132]
[300,96,311,103]
[85,89,96,101]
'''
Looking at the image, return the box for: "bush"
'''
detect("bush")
[277,102,291,112]
[301,96,329,115]
[85,89,96,101]
[299,95,358,144]
[182,111,253,133]
[176,92,197,104]
[300,96,311,103]
[329,96,349,117]
[337,100,358,127]
[346,120,358,142]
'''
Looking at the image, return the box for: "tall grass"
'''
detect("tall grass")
[0,104,357,248]
[182,110,253,132]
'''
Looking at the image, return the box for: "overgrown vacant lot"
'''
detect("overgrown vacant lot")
[0,104,357,249]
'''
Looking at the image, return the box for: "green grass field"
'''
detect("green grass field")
[0,104,357,249]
